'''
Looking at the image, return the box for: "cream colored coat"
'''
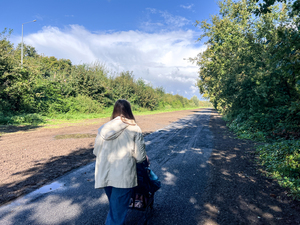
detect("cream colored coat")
[93,116,146,189]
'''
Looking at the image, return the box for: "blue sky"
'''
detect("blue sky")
[1,0,220,100]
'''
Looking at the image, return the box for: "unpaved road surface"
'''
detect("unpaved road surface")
[1,108,299,225]
[0,109,198,206]
[0,109,212,225]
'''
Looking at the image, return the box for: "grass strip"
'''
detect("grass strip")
[54,133,97,139]
[0,106,211,133]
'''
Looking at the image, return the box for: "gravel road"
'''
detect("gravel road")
[0,109,213,225]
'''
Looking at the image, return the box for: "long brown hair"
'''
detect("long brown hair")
[111,99,136,122]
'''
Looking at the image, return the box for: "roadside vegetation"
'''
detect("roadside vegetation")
[194,0,300,199]
[0,30,211,126]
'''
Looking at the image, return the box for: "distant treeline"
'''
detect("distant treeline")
[0,29,211,124]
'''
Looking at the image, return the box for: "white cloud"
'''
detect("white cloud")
[190,85,198,93]
[180,4,194,10]
[13,25,206,99]
[35,14,44,21]
[141,8,191,32]
[160,11,190,27]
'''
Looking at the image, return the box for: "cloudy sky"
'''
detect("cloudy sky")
[1,0,219,100]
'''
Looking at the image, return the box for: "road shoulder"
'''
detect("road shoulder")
[198,111,300,225]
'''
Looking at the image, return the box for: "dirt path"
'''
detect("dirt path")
[1,109,299,225]
[0,109,199,206]
[0,108,213,225]
[199,112,300,225]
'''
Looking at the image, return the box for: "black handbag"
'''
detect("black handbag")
[136,159,161,194]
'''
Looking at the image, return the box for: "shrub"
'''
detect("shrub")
[0,113,44,125]
[257,140,300,200]
[48,95,102,115]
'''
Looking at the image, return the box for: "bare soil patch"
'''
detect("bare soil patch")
[0,109,198,206]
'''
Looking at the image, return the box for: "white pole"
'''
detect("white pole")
[21,24,24,66]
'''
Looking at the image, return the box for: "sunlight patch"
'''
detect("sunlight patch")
[99,193,109,204]
[163,171,177,185]
[189,197,197,204]
[32,196,81,224]
[269,205,282,212]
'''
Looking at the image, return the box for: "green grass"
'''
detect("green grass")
[54,133,97,139]
[44,106,207,125]
[0,105,210,128]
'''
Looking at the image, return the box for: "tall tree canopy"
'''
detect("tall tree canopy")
[194,0,300,136]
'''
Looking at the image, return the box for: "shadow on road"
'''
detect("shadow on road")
[0,145,95,206]
[2,109,297,224]
[0,130,153,207]
[1,109,214,225]
[198,111,300,225]
[127,109,214,225]
[0,125,42,136]
[0,162,109,225]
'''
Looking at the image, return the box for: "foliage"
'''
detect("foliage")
[194,0,300,137]
[191,95,201,107]
[47,95,102,115]
[258,140,300,199]
[193,0,299,199]
[0,30,37,113]
[0,112,44,125]
[226,116,268,142]
[0,28,209,125]
[254,0,300,16]
[134,78,159,109]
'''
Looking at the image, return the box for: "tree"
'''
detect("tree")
[0,29,37,112]
[193,0,300,135]
[191,95,200,107]
[254,0,300,16]
[15,43,37,58]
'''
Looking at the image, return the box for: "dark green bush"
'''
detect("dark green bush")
[258,140,300,199]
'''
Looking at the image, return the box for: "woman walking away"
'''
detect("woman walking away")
[93,99,147,225]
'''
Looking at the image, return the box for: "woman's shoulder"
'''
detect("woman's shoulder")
[126,124,142,133]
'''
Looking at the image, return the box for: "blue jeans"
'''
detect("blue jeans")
[104,186,132,225]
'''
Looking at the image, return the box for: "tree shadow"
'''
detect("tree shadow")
[0,125,42,136]
[1,109,298,224]
[0,145,95,206]
[0,131,153,206]
[0,160,109,225]
[0,110,212,225]
[191,108,214,113]
[198,111,300,225]
[127,109,214,225]
[0,129,154,224]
